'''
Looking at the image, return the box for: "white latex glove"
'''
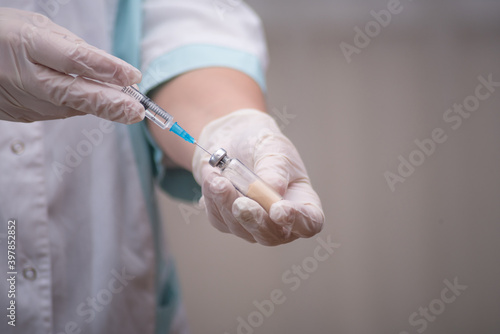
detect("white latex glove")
[0,8,144,123]
[192,109,324,246]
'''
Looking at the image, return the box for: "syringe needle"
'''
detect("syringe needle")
[195,142,211,156]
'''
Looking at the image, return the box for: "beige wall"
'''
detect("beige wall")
[158,1,500,333]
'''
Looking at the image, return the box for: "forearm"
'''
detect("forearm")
[148,67,266,170]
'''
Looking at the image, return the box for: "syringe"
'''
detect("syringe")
[122,86,199,146]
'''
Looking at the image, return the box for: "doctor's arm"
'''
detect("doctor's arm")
[147,67,264,171]
[148,67,325,246]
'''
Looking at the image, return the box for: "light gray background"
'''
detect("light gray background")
[157,1,500,333]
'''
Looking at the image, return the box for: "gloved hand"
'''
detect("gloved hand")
[192,109,324,246]
[0,8,144,123]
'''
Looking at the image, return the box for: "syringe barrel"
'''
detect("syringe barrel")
[122,86,174,129]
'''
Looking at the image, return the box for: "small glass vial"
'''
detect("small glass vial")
[209,148,282,213]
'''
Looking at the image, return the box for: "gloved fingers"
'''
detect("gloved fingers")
[252,154,292,196]
[24,67,144,124]
[202,173,257,243]
[23,18,141,86]
[269,184,324,238]
[233,197,299,246]
[252,141,324,238]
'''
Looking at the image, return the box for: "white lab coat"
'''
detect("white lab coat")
[0,1,267,333]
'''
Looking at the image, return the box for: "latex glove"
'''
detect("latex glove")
[0,8,144,123]
[192,109,324,246]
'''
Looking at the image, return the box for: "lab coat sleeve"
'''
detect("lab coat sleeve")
[139,0,268,93]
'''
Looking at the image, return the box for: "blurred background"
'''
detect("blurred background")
[157,1,500,333]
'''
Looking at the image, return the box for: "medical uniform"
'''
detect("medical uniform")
[0,1,267,333]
